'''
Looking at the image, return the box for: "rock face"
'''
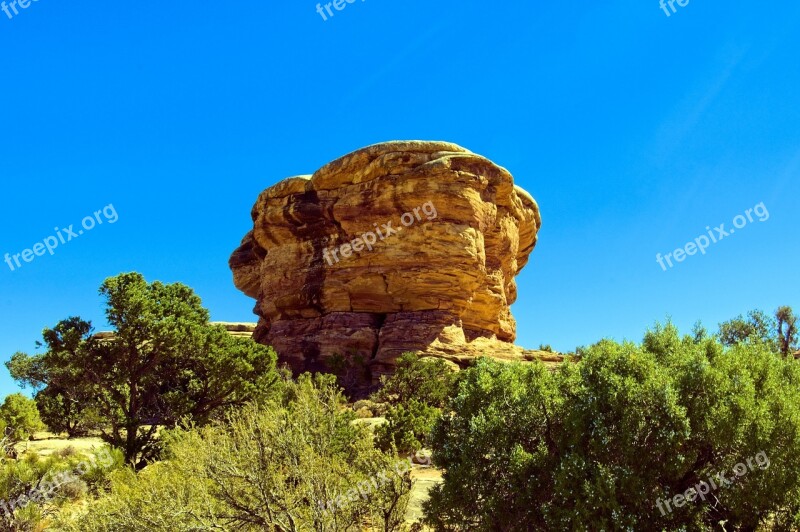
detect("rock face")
[230,141,548,389]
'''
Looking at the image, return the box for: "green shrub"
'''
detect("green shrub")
[376,400,441,455]
[424,323,800,531]
[375,353,458,409]
[371,353,458,456]
[0,394,44,444]
[58,373,412,531]
[0,445,118,531]
[80,446,124,495]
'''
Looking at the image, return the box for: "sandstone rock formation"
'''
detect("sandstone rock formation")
[230,141,555,389]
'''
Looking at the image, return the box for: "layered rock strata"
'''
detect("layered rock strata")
[230,141,552,388]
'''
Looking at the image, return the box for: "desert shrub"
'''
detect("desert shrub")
[353,399,378,411]
[354,399,387,417]
[52,458,225,531]
[424,323,800,531]
[80,446,125,495]
[0,445,118,531]
[355,406,374,418]
[0,394,44,444]
[55,446,77,459]
[59,478,88,501]
[376,400,441,455]
[371,353,459,456]
[375,353,458,409]
[58,373,412,531]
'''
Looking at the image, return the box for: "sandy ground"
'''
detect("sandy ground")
[407,466,444,523]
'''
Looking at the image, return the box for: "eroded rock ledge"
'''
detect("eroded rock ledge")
[230,141,551,389]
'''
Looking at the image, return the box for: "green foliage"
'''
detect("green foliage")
[327,351,369,394]
[0,394,44,444]
[538,344,553,352]
[7,333,102,438]
[719,309,776,349]
[376,400,441,455]
[375,353,458,409]
[371,353,459,456]
[717,305,798,356]
[424,322,800,531]
[6,272,281,467]
[35,386,102,438]
[58,373,412,531]
[0,446,119,531]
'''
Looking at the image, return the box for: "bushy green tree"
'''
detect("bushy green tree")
[7,347,102,438]
[424,323,800,531]
[718,309,775,348]
[33,386,102,438]
[375,353,458,409]
[57,373,412,531]
[375,400,441,455]
[372,353,459,455]
[0,394,44,445]
[7,272,281,467]
[718,306,798,356]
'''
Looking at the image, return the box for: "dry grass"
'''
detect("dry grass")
[13,432,106,458]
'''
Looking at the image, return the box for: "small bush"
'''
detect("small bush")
[355,406,374,418]
[371,354,458,455]
[60,479,88,501]
[375,400,440,455]
[0,394,44,444]
[0,445,118,531]
[55,446,77,459]
[353,399,377,411]
[374,353,458,409]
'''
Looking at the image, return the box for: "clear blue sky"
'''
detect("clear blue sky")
[1,1,799,398]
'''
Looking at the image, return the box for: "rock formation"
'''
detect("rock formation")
[230,141,556,389]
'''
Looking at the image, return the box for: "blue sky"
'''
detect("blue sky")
[1,1,798,398]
